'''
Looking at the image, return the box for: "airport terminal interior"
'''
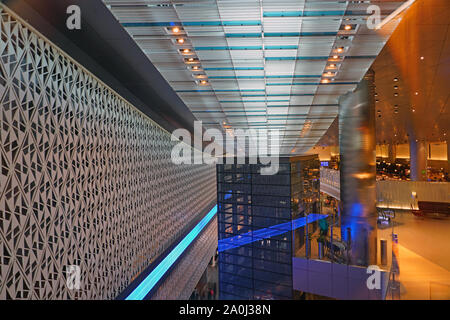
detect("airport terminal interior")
[0,0,449,300]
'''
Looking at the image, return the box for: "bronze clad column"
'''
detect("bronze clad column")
[388,144,396,164]
[338,69,377,267]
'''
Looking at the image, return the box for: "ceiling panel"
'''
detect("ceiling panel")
[104,0,409,155]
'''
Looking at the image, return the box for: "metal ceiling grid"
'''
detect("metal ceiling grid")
[104,0,408,155]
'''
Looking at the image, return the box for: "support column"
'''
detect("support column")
[447,137,450,171]
[409,139,427,181]
[338,69,377,267]
[388,144,396,163]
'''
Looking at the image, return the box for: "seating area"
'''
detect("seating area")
[413,201,450,217]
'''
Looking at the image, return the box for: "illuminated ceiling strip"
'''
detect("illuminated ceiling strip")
[176,89,266,92]
[225,32,337,37]
[207,75,321,79]
[195,46,262,50]
[265,56,376,60]
[125,205,217,300]
[204,67,264,71]
[266,82,358,85]
[376,0,416,30]
[122,21,261,27]
[263,10,349,17]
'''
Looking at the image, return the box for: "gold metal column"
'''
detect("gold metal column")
[338,69,377,267]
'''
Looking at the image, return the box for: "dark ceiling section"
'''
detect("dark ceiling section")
[3,0,198,134]
[316,116,338,147]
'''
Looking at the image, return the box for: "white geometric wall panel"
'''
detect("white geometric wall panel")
[0,5,216,299]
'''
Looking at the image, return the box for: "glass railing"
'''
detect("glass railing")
[295,209,396,271]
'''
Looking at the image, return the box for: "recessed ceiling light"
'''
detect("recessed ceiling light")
[415,92,419,95]
[394,85,398,89]
[336,47,344,53]
[420,56,425,60]
[394,77,398,82]
[183,48,191,53]
[172,27,180,33]
[188,58,194,61]
[321,79,330,84]
[192,66,199,70]
[176,38,185,44]
[344,25,352,31]
[200,80,209,85]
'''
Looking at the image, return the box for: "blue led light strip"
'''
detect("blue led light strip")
[218,213,327,252]
[125,205,217,300]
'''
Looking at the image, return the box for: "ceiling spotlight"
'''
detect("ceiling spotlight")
[412,108,416,112]
[336,47,344,53]
[394,93,399,97]
[374,93,378,97]
[321,79,330,84]
[394,77,399,82]
[176,38,185,44]
[200,80,209,85]
[183,48,191,54]
[327,64,336,69]
[420,56,425,60]
[394,85,398,89]
[344,25,352,31]
[172,26,180,33]
[332,55,339,59]
[192,66,199,70]
[415,92,419,95]
[188,57,194,62]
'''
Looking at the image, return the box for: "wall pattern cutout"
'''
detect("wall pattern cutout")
[0,5,216,299]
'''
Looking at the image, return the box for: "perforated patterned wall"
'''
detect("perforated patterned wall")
[0,5,216,299]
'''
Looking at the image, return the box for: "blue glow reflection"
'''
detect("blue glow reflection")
[125,205,217,300]
[218,213,327,252]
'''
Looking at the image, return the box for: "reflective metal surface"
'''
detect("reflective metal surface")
[338,69,377,266]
